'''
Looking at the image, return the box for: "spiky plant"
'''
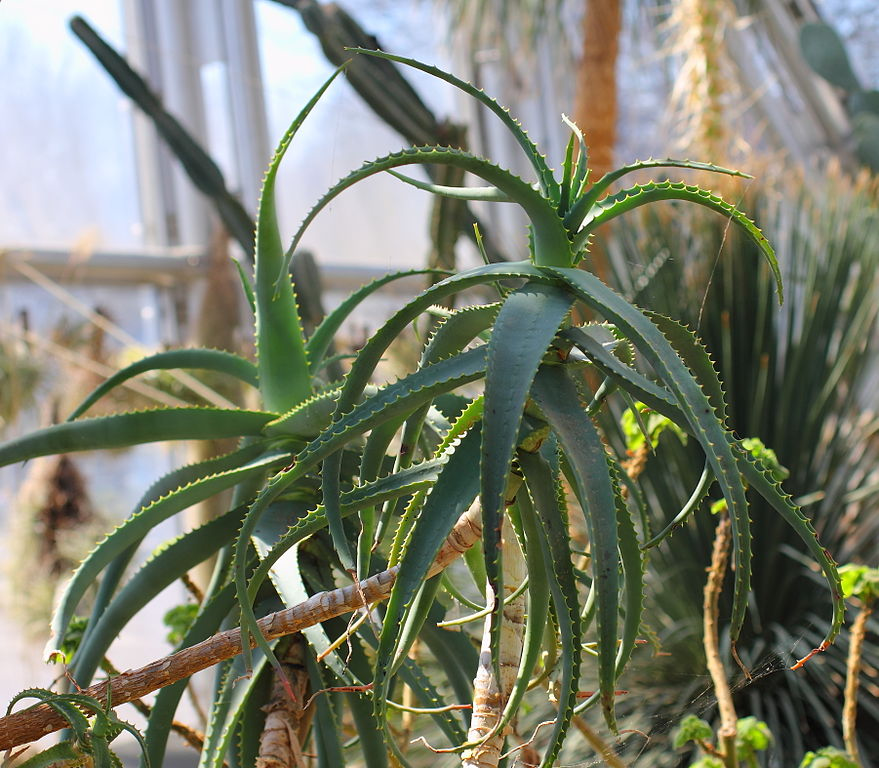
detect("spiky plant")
[0,54,843,767]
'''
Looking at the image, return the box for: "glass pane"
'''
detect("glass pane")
[0,0,143,249]
[254,0,455,271]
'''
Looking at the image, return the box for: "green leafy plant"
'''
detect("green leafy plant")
[800,746,860,768]
[674,714,772,768]
[0,53,845,766]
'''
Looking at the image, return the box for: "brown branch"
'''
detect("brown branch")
[0,503,484,752]
[843,598,873,764]
[703,512,737,768]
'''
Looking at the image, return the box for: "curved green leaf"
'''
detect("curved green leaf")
[0,408,275,468]
[349,48,560,201]
[68,348,259,420]
[566,158,751,230]
[547,266,752,646]
[284,149,571,279]
[142,583,238,768]
[575,181,781,303]
[236,347,490,675]
[47,446,286,660]
[373,427,482,730]
[518,446,582,766]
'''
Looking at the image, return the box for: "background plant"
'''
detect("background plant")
[602,166,879,765]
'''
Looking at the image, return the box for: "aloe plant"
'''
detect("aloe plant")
[0,53,844,766]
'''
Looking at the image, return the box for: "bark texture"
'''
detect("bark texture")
[462,516,526,768]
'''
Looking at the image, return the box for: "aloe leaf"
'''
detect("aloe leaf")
[547,266,753,646]
[69,16,255,255]
[561,114,590,201]
[305,268,442,372]
[389,395,485,566]
[575,181,782,304]
[736,449,845,651]
[320,345,489,569]
[373,304,500,559]
[256,68,346,412]
[567,158,751,230]
[305,651,346,768]
[418,609,480,706]
[68,348,259,420]
[530,365,620,732]
[349,48,560,201]
[517,447,582,766]
[70,506,249,687]
[0,408,275,468]
[373,427,482,729]
[332,262,542,424]
[387,169,513,202]
[46,446,286,660]
[284,149,571,277]
[608,458,645,678]
[558,132,577,217]
[263,384,345,438]
[481,282,573,666]
[142,583,237,768]
[6,689,91,740]
[358,615,468,746]
[647,311,727,419]
[232,257,257,315]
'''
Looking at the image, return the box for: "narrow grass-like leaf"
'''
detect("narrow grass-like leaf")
[531,364,620,731]
[67,349,259,420]
[0,408,274,468]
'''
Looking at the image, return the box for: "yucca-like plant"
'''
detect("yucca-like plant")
[602,169,879,765]
[0,53,845,767]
